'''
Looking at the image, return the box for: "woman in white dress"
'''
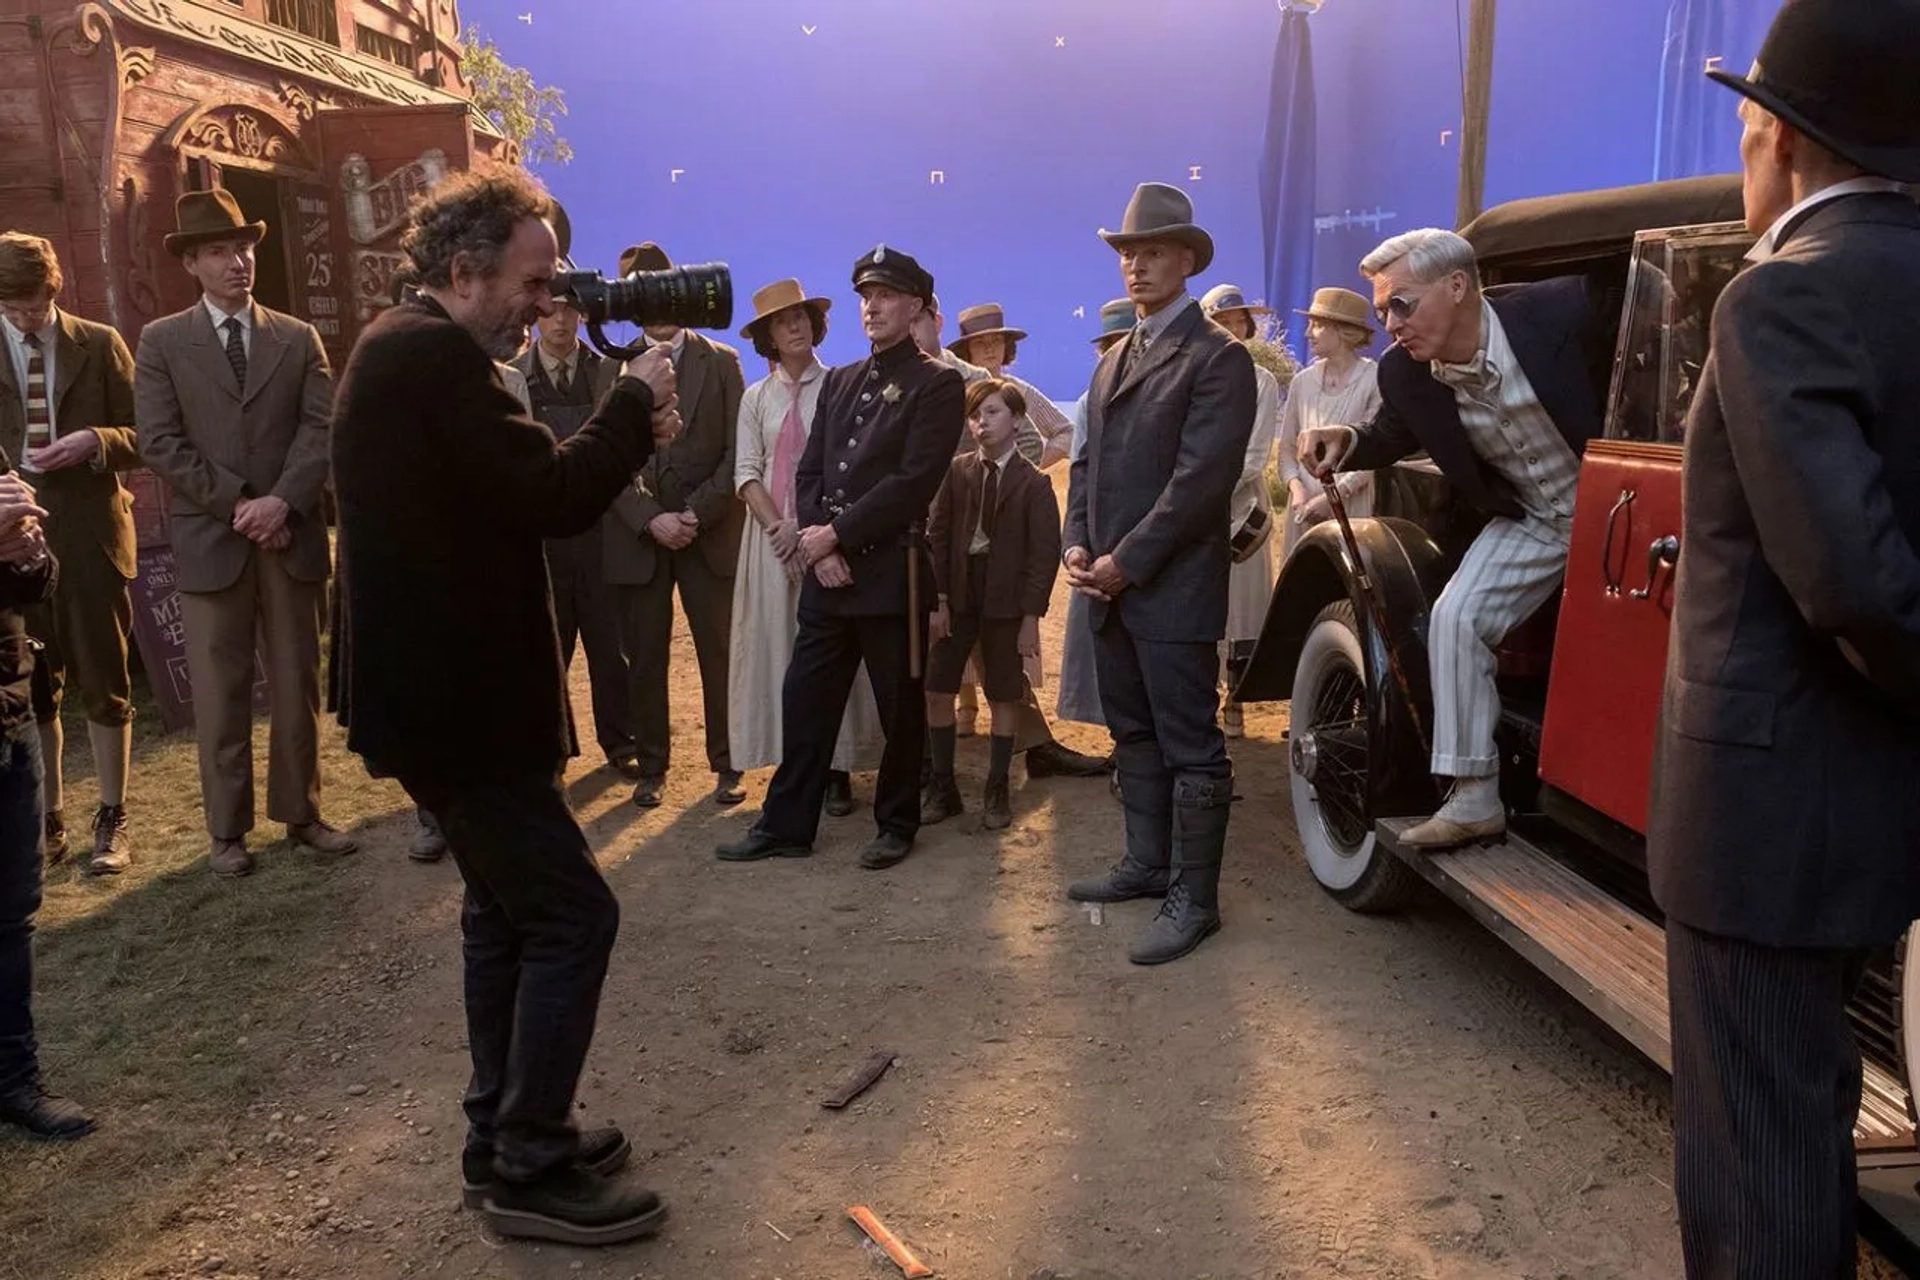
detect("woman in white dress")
[1279,287,1382,560]
[727,279,882,814]
[1201,285,1285,737]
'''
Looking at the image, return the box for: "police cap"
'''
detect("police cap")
[851,244,935,305]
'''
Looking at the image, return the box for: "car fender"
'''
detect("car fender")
[1236,516,1451,816]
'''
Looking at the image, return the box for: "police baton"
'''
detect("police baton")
[906,523,924,680]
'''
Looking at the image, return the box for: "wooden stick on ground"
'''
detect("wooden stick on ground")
[822,1050,898,1109]
[847,1204,934,1278]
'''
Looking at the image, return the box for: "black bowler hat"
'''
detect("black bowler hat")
[850,244,935,305]
[1709,0,1920,183]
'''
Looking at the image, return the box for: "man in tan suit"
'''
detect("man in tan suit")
[0,233,141,874]
[135,190,352,876]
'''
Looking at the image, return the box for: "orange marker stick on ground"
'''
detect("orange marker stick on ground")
[847,1204,934,1278]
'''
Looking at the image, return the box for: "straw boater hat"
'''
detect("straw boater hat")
[1707,0,1920,184]
[946,303,1027,358]
[618,241,672,275]
[163,189,266,257]
[1091,297,1136,346]
[1098,182,1214,275]
[739,278,832,341]
[1295,286,1375,336]
[1199,284,1274,322]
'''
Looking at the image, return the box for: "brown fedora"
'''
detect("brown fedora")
[163,188,266,257]
[1098,182,1214,275]
[738,277,832,340]
[946,302,1027,357]
[618,241,671,276]
[1294,286,1374,335]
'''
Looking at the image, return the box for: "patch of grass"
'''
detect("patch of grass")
[0,672,410,1280]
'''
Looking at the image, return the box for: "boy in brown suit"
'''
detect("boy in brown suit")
[924,379,1061,829]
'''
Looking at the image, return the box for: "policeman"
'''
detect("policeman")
[717,246,965,869]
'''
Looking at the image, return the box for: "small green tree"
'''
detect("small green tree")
[460,24,572,165]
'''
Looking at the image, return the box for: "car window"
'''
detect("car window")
[1605,225,1752,444]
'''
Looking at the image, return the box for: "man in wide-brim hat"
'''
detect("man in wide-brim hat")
[1644,1,1920,1274]
[1061,181,1255,966]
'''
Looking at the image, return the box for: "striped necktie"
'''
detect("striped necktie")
[22,332,51,459]
[222,317,248,390]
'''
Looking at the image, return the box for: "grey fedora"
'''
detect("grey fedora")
[1098,182,1214,275]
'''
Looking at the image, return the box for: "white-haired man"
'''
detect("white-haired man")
[1298,227,1610,848]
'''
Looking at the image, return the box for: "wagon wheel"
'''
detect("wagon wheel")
[1288,601,1418,912]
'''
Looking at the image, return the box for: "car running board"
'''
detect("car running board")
[1375,817,1913,1148]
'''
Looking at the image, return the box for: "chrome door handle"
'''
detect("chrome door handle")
[1601,489,1635,595]
[1630,534,1680,600]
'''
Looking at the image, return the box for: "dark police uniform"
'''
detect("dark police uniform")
[720,247,965,865]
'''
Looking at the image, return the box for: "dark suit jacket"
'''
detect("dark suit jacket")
[929,450,1061,619]
[0,552,56,730]
[1648,192,1920,949]
[798,336,966,617]
[329,296,658,782]
[605,330,745,584]
[134,301,334,592]
[0,311,140,579]
[1063,300,1257,643]
[1344,276,1611,518]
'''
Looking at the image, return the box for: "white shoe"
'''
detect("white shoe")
[1401,776,1505,850]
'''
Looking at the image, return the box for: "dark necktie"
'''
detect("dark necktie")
[981,460,1000,540]
[555,359,572,396]
[222,317,247,390]
[21,333,51,456]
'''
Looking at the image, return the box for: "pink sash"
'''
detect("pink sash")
[768,374,807,520]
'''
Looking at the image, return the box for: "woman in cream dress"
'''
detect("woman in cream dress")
[1278,287,1382,560]
[727,280,881,813]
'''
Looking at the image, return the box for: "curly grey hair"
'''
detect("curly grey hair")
[400,166,554,289]
[1359,228,1480,291]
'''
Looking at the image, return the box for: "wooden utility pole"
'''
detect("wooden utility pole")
[1455,0,1498,228]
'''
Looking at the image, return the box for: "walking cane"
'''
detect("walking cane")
[906,525,924,680]
[1320,476,1431,758]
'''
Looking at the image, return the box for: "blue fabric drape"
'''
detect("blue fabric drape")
[1259,9,1317,329]
[1653,0,1777,179]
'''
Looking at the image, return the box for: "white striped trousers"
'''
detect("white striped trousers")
[1427,515,1569,777]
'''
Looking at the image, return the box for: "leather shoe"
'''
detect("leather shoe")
[858,832,914,870]
[0,1081,95,1140]
[42,808,68,867]
[209,838,254,877]
[1127,882,1221,965]
[920,775,963,825]
[631,776,665,809]
[1026,741,1111,778]
[408,818,449,863]
[1400,811,1506,851]
[88,804,132,876]
[713,771,747,807]
[823,771,855,817]
[608,753,644,781]
[483,1164,667,1246]
[982,779,1012,830]
[715,829,812,862]
[463,1124,631,1209]
[1067,858,1169,903]
[289,820,358,856]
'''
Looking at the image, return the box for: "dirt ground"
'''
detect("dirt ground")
[7,494,1905,1278]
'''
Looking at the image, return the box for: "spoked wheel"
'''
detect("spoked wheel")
[1288,601,1417,912]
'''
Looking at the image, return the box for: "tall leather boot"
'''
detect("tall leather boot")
[1129,773,1232,965]
[1067,763,1172,902]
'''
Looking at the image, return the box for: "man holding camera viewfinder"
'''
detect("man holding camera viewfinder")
[330,167,679,1247]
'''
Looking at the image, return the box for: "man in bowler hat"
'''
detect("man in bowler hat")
[717,246,966,869]
[1645,1,1920,1272]
[1063,183,1256,964]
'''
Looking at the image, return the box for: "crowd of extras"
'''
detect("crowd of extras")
[0,163,1383,1239]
